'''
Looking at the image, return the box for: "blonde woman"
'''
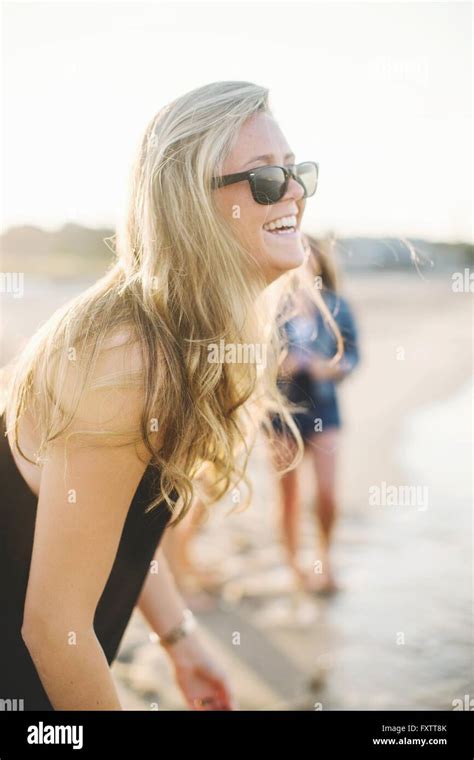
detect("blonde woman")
[0,81,324,711]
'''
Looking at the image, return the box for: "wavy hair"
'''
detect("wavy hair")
[1,81,343,525]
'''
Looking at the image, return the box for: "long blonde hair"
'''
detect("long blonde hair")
[304,233,340,293]
[1,81,342,524]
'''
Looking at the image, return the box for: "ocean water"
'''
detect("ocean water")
[304,379,474,710]
[397,378,472,509]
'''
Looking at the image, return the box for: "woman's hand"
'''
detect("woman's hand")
[165,630,237,710]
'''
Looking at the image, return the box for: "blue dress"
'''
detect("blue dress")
[273,289,359,442]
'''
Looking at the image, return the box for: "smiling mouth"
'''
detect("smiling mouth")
[263,214,298,235]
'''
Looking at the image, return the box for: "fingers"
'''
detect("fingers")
[191,679,237,710]
[192,695,230,710]
[192,696,217,710]
[206,669,237,710]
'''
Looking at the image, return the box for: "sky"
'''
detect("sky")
[1,0,472,242]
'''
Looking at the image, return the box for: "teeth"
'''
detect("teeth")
[263,214,297,231]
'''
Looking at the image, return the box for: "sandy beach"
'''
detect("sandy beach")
[1,269,472,710]
[114,271,473,710]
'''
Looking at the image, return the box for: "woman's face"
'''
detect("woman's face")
[213,111,307,284]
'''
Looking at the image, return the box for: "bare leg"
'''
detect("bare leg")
[270,435,306,587]
[305,428,340,593]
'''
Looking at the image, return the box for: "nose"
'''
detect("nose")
[285,175,305,202]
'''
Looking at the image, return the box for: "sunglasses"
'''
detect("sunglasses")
[211,161,319,205]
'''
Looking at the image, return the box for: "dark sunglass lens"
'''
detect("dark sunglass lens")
[252,166,287,204]
[295,162,318,197]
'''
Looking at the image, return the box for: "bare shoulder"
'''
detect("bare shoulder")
[22,326,165,640]
[46,324,161,455]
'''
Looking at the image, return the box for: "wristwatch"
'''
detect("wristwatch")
[160,608,197,647]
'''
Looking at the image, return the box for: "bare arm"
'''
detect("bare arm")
[21,338,156,710]
[137,546,188,644]
[137,546,237,710]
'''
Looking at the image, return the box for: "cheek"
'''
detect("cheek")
[221,188,267,246]
[241,212,269,258]
[297,197,306,219]
[233,189,264,230]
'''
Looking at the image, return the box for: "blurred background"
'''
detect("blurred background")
[1,0,472,710]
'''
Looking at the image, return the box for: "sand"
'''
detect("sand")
[113,270,473,710]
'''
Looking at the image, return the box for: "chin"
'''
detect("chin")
[263,229,306,277]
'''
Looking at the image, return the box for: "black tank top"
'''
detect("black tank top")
[0,412,173,710]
